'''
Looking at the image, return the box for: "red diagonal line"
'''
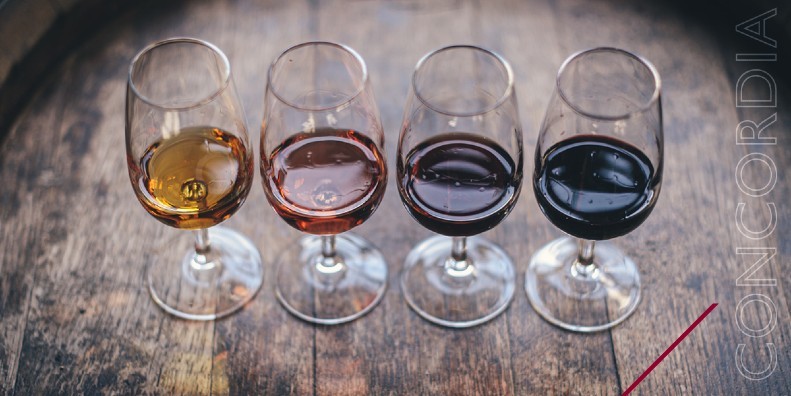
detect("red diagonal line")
[622,303,718,395]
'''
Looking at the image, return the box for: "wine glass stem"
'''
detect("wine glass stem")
[451,236,467,262]
[322,234,337,258]
[190,228,216,271]
[573,239,597,277]
[315,235,344,275]
[445,236,473,277]
[195,228,211,255]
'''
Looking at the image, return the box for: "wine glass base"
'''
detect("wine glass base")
[525,237,641,332]
[401,235,515,328]
[275,233,388,325]
[147,226,264,321]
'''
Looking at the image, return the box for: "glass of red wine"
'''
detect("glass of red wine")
[126,38,263,320]
[397,45,523,328]
[261,42,388,324]
[526,47,663,332]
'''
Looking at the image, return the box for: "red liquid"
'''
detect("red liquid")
[263,128,386,235]
[398,133,521,237]
[534,135,659,240]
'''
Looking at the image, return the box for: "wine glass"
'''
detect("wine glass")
[126,38,264,320]
[526,47,663,332]
[397,45,523,328]
[261,42,388,325]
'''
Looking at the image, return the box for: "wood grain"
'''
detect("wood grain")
[210,1,316,395]
[545,1,791,394]
[0,0,788,395]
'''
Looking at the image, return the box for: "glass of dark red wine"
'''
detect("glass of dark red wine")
[526,47,663,332]
[126,38,263,320]
[261,42,388,324]
[397,45,523,328]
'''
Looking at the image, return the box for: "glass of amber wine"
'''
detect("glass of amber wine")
[126,38,263,320]
[261,42,388,325]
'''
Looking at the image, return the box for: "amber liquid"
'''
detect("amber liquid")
[129,126,252,230]
[263,128,387,235]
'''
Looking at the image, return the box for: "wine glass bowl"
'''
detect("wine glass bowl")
[261,42,388,325]
[125,38,263,320]
[526,47,663,332]
[397,45,523,328]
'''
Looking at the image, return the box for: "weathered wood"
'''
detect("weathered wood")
[0,63,69,395]
[547,0,791,394]
[4,2,217,394]
[0,0,144,146]
[311,1,519,396]
[0,0,788,395]
[476,0,623,394]
[209,1,316,395]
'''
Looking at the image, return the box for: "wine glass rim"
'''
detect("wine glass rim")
[266,41,369,111]
[127,37,232,111]
[555,47,662,121]
[412,44,515,117]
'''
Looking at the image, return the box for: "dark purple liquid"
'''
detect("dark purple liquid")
[399,133,521,237]
[534,135,659,240]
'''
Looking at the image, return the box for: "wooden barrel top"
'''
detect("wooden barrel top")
[0,0,789,394]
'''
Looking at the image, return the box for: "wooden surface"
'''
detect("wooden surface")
[1,0,790,394]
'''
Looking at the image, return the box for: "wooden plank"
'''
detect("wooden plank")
[475,0,624,394]
[0,61,73,395]
[0,0,788,394]
[708,16,791,394]
[207,0,317,395]
[6,2,231,394]
[311,0,517,395]
[0,0,142,143]
[550,0,791,394]
[0,0,57,71]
